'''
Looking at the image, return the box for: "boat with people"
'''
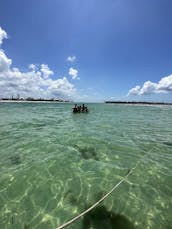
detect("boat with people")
[72,104,88,113]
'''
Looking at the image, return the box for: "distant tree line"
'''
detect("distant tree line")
[105,101,172,105]
[0,95,69,102]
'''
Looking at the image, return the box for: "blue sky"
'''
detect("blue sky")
[0,0,172,102]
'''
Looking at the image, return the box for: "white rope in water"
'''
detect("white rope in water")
[56,152,148,229]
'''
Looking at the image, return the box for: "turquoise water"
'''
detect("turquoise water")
[0,102,172,229]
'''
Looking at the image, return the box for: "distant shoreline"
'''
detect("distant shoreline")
[1,100,172,105]
[0,99,70,103]
[105,101,172,105]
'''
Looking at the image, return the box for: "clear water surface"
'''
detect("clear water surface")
[0,102,172,229]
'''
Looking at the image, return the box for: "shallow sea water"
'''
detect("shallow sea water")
[0,102,172,229]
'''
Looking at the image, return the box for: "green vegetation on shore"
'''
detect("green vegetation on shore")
[0,97,69,102]
[105,101,172,105]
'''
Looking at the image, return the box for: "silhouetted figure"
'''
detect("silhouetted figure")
[72,104,88,113]
[78,105,82,112]
[73,104,78,112]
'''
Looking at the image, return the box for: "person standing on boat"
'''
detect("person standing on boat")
[82,104,85,111]
[73,104,78,112]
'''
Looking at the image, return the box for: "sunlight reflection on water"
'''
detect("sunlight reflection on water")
[0,102,172,229]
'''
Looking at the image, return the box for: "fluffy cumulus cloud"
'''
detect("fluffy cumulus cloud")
[0,50,12,72]
[0,27,7,45]
[0,27,76,99]
[40,64,54,79]
[69,67,79,80]
[66,56,76,62]
[128,75,172,96]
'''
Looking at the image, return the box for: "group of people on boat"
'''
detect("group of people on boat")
[73,104,88,113]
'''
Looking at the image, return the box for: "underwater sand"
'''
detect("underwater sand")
[0,102,172,229]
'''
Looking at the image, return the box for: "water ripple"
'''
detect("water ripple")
[0,102,172,229]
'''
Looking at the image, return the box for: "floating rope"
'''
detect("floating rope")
[56,152,148,229]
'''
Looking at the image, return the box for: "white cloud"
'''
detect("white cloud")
[157,75,172,92]
[0,28,76,100]
[128,74,172,96]
[128,85,141,96]
[0,50,12,72]
[66,56,76,62]
[29,64,36,71]
[69,67,79,80]
[0,27,7,45]
[140,81,157,95]
[40,64,54,79]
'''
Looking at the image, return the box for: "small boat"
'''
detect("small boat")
[72,104,88,113]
